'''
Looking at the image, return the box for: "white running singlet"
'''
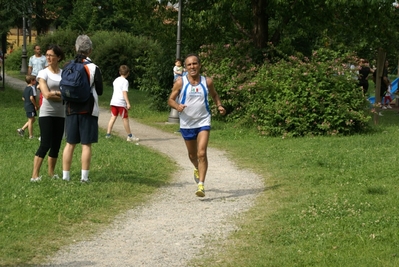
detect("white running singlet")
[178,75,211,129]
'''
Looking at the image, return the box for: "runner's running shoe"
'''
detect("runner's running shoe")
[194,168,199,184]
[196,184,205,197]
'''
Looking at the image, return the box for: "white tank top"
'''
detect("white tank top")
[178,75,211,129]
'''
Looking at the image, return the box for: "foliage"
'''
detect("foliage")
[243,49,371,136]
[3,46,25,71]
[36,28,79,59]
[88,31,159,88]
[168,0,399,63]
[198,40,261,122]
[0,0,30,31]
[202,46,371,136]
[4,0,399,63]
[89,30,173,111]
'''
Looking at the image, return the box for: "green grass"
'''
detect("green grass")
[195,117,399,266]
[2,74,399,266]
[0,84,176,265]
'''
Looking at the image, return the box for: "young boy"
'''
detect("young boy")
[17,75,39,139]
[173,58,184,82]
[106,65,139,142]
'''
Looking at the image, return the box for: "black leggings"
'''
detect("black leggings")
[36,116,65,158]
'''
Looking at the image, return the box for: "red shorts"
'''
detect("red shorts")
[111,106,129,118]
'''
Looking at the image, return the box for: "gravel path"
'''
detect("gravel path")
[5,75,264,267]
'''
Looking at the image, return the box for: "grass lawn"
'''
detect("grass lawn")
[2,73,399,266]
[0,82,176,265]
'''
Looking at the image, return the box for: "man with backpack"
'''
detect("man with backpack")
[61,35,103,183]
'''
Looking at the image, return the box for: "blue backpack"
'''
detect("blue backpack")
[60,59,91,103]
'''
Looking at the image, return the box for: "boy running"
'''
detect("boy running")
[106,65,139,142]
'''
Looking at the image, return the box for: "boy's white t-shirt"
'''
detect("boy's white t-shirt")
[110,76,129,108]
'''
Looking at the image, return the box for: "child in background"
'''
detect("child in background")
[382,85,393,109]
[17,75,39,139]
[106,65,139,142]
[173,58,184,82]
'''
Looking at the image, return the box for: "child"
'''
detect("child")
[17,75,39,139]
[382,85,393,109]
[173,58,184,82]
[106,65,139,142]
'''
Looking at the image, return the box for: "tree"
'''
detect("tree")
[164,0,399,62]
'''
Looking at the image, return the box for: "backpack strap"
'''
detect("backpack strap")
[82,60,91,87]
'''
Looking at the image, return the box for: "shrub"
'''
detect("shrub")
[90,31,171,110]
[199,40,260,122]
[36,28,78,60]
[3,46,24,71]
[241,49,371,137]
[89,31,159,87]
[200,46,370,136]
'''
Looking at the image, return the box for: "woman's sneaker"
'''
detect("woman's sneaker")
[30,176,42,182]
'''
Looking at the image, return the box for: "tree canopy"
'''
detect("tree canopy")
[2,0,399,62]
[3,0,398,135]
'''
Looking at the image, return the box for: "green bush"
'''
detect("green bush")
[3,45,27,71]
[5,30,78,72]
[241,49,371,137]
[36,28,78,60]
[201,46,371,136]
[199,40,260,122]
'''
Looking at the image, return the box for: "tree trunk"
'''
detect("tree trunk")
[252,0,268,49]
[374,48,386,125]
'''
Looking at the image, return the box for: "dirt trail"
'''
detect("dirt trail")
[5,75,264,266]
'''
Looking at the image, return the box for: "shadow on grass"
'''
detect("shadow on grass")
[366,186,388,195]
[94,170,167,187]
